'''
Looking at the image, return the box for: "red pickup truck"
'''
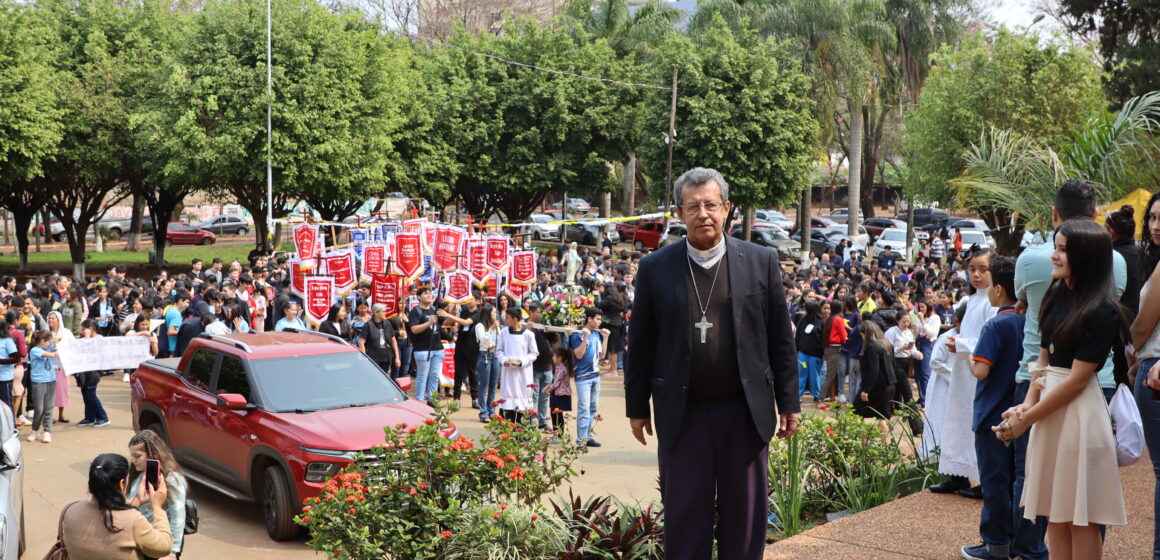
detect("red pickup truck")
[131,331,447,540]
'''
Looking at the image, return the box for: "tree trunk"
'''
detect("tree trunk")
[742,206,753,242]
[125,193,144,252]
[799,188,811,257]
[272,221,283,249]
[11,211,33,272]
[846,98,864,236]
[600,192,611,218]
[623,151,637,216]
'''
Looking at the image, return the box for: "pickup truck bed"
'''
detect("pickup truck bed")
[140,358,180,376]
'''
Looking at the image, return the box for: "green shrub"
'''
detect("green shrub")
[443,503,569,560]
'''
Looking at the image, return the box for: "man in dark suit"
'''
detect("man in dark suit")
[626,167,799,560]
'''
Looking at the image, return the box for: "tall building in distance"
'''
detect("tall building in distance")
[417,0,566,38]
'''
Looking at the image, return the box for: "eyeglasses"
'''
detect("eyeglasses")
[681,201,725,215]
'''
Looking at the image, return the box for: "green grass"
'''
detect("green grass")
[0,242,294,269]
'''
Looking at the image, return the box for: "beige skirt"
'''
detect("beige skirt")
[1022,366,1126,526]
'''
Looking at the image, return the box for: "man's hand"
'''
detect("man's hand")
[629,417,652,446]
[776,412,799,439]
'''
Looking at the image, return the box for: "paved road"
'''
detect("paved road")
[22,373,659,558]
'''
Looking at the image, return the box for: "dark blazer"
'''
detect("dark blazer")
[625,236,799,450]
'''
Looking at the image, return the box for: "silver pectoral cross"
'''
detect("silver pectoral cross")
[694,315,713,344]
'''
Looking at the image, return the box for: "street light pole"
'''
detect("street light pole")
[266,0,273,251]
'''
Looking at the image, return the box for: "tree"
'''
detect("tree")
[0,0,64,271]
[642,19,818,215]
[1056,0,1160,103]
[903,30,1108,206]
[953,91,1160,251]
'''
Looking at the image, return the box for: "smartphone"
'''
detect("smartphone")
[145,459,160,489]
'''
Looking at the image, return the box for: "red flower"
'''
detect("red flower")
[500,433,510,440]
[499,503,508,510]
[345,495,357,502]
[347,507,357,515]
[825,426,836,436]
[424,418,436,425]
[508,467,526,480]
[493,511,502,519]
[531,514,538,521]
[418,481,427,490]
[441,530,453,539]
[302,515,311,523]
[409,488,418,496]
[406,427,417,434]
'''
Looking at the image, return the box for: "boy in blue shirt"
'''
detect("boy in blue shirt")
[0,319,18,410]
[962,256,1035,560]
[569,308,606,448]
[27,330,59,443]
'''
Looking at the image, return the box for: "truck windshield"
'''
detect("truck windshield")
[249,352,407,412]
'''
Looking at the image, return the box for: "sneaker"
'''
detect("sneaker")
[961,543,1009,560]
[471,399,480,409]
[15,417,28,427]
[122,373,130,383]
[76,420,95,427]
[25,432,36,442]
[585,439,602,448]
[41,432,52,443]
[56,418,69,424]
[92,420,110,427]
[549,437,562,445]
[24,410,33,420]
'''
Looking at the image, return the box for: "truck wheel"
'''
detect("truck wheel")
[633,240,644,251]
[237,227,248,236]
[145,423,167,443]
[107,227,122,240]
[263,465,299,541]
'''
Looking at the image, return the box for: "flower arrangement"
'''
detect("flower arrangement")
[540,290,595,327]
[297,404,585,560]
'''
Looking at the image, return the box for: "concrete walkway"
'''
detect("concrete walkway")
[765,455,1155,559]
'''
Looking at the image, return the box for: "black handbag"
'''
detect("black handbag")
[184,499,199,535]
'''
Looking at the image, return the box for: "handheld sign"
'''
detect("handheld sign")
[303,275,335,327]
[394,232,423,282]
[509,250,536,286]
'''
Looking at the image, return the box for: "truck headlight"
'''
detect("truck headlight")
[304,462,342,482]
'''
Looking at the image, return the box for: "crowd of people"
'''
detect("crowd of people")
[9,178,1160,558]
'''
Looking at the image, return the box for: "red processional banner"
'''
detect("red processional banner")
[422,222,438,253]
[504,278,530,301]
[303,275,335,327]
[509,250,536,286]
[321,250,357,295]
[394,233,423,282]
[485,236,509,272]
[292,224,319,259]
[371,274,402,318]
[433,226,467,271]
[443,270,474,304]
[362,242,389,278]
[403,217,426,232]
[289,257,312,298]
[468,240,489,288]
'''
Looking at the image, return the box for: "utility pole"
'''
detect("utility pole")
[663,68,679,217]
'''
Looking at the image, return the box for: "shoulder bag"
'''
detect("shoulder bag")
[43,500,82,560]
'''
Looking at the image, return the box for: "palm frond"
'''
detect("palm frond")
[1063,90,1160,194]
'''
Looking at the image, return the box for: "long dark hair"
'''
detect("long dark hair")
[88,453,135,533]
[821,300,839,338]
[1141,192,1160,276]
[479,303,496,331]
[800,299,821,326]
[1040,220,1128,346]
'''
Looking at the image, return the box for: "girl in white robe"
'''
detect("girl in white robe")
[936,250,997,483]
[495,308,539,420]
[920,305,965,460]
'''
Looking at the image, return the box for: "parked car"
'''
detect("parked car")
[527,213,560,241]
[861,217,898,239]
[31,216,65,242]
[197,215,251,236]
[663,223,687,246]
[788,216,837,236]
[0,404,24,559]
[822,208,862,224]
[132,331,443,540]
[957,229,992,257]
[618,220,666,251]
[821,230,867,255]
[790,229,840,257]
[872,228,921,260]
[164,222,216,246]
[560,221,618,246]
[895,208,949,228]
[816,224,871,248]
[100,215,155,240]
[729,224,800,261]
[754,209,795,229]
[550,198,591,214]
[1021,229,1047,248]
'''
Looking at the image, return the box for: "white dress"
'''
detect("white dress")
[920,328,956,460]
[936,291,996,480]
[495,326,539,412]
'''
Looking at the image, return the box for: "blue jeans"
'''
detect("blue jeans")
[975,427,1014,547]
[1136,357,1160,559]
[393,338,413,380]
[476,352,501,419]
[413,349,444,403]
[915,338,933,406]
[534,369,553,427]
[80,383,108,424]
[1012,381,1049,560]
[575,376,600,443]
[798,352,822,400]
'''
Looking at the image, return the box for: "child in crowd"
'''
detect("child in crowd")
[961,256,1025,560]
[27,330,58,442]
[544,347,574,437]
[921,303,966,460]
[76,320,110,427]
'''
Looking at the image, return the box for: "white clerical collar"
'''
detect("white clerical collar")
[687,236,726,269]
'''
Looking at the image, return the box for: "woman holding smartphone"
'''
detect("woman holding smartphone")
[995,220,1127,559]
[126,430,188,559]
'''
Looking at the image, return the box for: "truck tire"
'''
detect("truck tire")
[145,423,167,443]
[107,227,122,240]
[263,465,299,541]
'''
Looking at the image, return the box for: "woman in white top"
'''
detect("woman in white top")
[913,300,942,407]
[885,313,923,432]
[474,304,501,422]
[46,311,73,422]
[495,307,538,422]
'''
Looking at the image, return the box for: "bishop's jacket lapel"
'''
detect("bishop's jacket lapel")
[672,240,692,357]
